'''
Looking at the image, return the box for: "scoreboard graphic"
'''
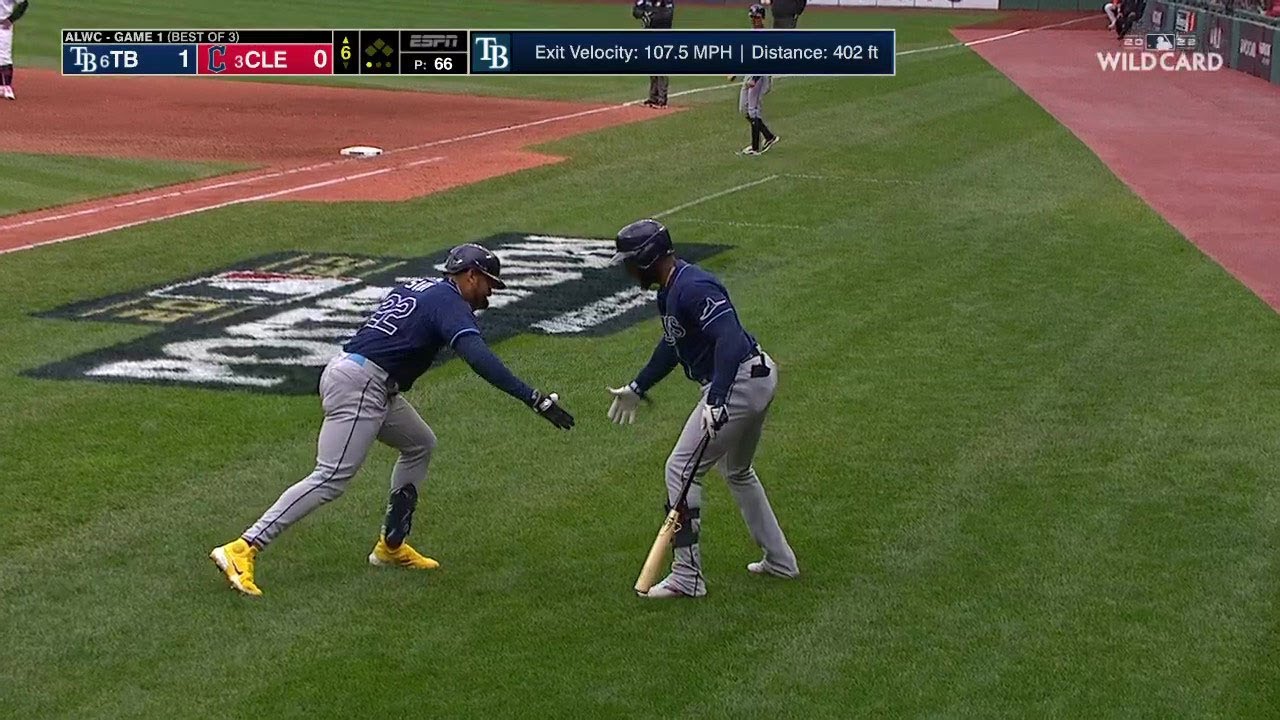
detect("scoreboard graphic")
[60,28,899,77]
[61,30,468,76]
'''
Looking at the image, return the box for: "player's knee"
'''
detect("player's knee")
[399,425,436,462]
[417,425,438,455]
[664,453,686,482]
[724,464,758,487]
[665,450,705,486]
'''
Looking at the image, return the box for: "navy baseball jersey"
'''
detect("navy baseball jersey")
[342,278,478,390]
[657,261,757,387]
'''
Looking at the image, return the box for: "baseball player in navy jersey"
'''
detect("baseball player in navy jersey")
[729,4,779,156]
[210,244,575,597]
[0,0,29,100]
[607,219,798,598]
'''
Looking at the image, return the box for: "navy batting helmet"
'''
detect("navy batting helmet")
[749,3,767,19]
[444,243,506,289]
[612,219,674,269]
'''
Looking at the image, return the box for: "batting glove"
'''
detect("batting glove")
[607,383,643,425]
[531,391,575,430]
[700,402,729,439]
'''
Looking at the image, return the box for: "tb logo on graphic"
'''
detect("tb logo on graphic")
[473,34,512,72]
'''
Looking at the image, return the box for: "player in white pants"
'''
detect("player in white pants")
[1104,1,1119,30]
[0,0,29,100]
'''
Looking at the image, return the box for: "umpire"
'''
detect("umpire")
[634,0,675,107]
[767,0,806,28]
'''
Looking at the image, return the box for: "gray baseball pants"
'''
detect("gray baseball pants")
[739,75,772,120]
[664,350,798,595]
[243,353,436,549]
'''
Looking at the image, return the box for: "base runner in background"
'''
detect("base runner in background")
[0,0,29,100]
[209,244,575,598]
[730,4,780,156]
[607,220,799,599]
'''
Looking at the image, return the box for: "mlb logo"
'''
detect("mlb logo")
[472,34,512,73]
[1146,33,1177,51]
[1175,34,1197,49]
[149,271,361,306]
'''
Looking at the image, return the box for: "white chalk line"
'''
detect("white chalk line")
[0,157,444,256]
[0,16,1087,255]
[681,218,812,230]
[653,175,779,219]
[0,159,345,232]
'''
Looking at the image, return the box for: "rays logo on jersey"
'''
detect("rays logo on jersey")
[699,297,727,323]
[662,315,686,345]
[28,234,729,394]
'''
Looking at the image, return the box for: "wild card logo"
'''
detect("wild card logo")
[1098,32,1223,72]
[28,233,728,394]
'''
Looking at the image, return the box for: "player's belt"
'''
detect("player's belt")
[341,353,400,395]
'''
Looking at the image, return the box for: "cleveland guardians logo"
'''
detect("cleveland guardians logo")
[28,233,727,395]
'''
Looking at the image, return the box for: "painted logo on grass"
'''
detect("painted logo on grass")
[1098,32,1224,72]
[27,233,727,394]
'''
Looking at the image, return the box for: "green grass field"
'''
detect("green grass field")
[0,154,244,216]
[3,1,1279,718]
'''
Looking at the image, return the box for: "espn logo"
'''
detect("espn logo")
[407,33,461,50]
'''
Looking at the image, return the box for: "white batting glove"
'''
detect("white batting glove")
[607,383,643,425]
[700,402,729,439]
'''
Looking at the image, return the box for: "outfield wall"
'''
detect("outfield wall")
[807,0,1001,8]
[1146,0,1280,84]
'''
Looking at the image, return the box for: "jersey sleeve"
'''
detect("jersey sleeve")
[681,280,737,332]
[434,296,481,348]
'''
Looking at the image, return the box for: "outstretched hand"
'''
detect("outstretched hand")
[532,391,575,430]
[607,384,644,425]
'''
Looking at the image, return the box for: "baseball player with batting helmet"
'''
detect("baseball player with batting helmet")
[729,4,779,156]
[210,243,575,597]
[0,0,29,99]
[607,219,798,599]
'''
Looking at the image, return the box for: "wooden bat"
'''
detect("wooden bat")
[634,431,711,594]
[634,507,681,593]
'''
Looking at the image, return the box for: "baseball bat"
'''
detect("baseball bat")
[634,431,711,594]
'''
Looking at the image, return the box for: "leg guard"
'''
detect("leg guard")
[383,484,418,549]
[667,503,701,548]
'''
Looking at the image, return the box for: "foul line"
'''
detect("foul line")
[0,157,444,256]
[653,175,779,219]
[0,16,1089,255]
[0,159,345,233]
[682,218,811,230]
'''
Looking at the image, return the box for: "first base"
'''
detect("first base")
[340,145,383,157]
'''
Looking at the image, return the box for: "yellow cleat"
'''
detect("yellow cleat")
[368,535,440,570]
[210,538,262,597]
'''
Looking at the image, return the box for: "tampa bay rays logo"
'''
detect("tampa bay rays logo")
[662,314,686,345]
[699,297,727,323]
[28,233,730,395]
[473,34,512,72]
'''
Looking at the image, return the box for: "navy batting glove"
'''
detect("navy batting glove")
[531,390,575,430]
